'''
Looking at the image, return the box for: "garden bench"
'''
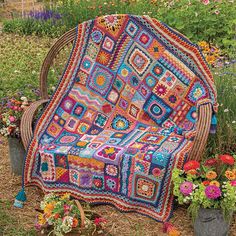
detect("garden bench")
[19,14,217,221]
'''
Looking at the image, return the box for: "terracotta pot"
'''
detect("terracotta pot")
[194,208,232,236]
[8,137,25,175]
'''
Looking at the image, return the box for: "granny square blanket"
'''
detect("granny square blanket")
[23,15,217,222]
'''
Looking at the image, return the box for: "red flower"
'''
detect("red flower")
[183,160,200,172]
[204,158,217,167]
[219,154,235,166]
[203,180,210,186]
[94,217,107,226]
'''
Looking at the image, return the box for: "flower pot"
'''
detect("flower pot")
[194,208,231,236]
[8,137,25,175]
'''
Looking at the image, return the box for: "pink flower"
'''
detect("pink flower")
[205,185,221,199]
[9,116,16,123]
[230,180,236,186]
[63,204,70,215]
[214,10,220,14]
[202,0,210,5]
[180,181,193,196]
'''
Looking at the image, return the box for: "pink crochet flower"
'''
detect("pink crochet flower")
[180,181,193,196]
[205,185,221,199]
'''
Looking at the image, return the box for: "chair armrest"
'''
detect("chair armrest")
[188,103,212,161]
[20,99,49,150]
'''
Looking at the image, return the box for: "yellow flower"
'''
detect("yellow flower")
[225,170,236,180]
[198,41,209,48]
[60,193,70,200]
[38,213,47,225]
[206,55,216,65]
[210,180,220,187]
[44,202,55,215]
[206,171,217,180]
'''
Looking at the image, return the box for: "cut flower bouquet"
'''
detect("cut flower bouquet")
[35,193,106,236]
[172,154,236,221]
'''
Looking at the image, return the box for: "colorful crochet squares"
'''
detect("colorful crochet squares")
[87,64,114,96]
[143,94,173,125]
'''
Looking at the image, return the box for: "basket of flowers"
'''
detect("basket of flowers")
[35,193,107,236]
[172,154,236,236]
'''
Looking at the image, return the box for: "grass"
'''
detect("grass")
[0,200,36,235]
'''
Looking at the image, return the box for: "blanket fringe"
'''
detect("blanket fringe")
[14,188,26,208]
[163,222,180,236]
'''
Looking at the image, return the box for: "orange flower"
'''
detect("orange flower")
[44,202,55,215]
[186,169,198,175]
[72,218,78,228]
[232,169,236,176]
[210,180,220,187]
[225,170,236,180]
[206,171,217,180]
[203,180,210,186]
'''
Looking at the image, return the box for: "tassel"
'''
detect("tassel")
[210,114,217,134]
[14,188,27,208]
[163,222,180,236]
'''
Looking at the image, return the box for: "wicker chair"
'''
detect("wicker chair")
[20,27,212,162]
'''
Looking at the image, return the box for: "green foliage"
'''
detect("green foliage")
[206,64,236,154]
[2,0,236,56]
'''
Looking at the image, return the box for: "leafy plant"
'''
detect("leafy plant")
[2,0,235,57]
[172,155,236,221]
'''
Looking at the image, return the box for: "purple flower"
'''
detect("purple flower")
[205,185,221,199]
[29,10,62,21]
[179,181,193,196]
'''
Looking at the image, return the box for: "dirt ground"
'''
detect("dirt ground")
[0,136,235,236]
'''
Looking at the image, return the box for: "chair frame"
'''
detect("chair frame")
[20,28,212,162]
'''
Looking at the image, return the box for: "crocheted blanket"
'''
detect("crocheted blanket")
[23,15,217,222]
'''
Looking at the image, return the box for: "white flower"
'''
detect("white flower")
[232,121,236,124]
[20,96,28,101]
[224,108,229,113]
[51,86,56,91]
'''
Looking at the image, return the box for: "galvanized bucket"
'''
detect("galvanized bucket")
[194,208,231,236]
[8,137,25,175]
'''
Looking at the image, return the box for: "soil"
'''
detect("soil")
[0,136,235,236]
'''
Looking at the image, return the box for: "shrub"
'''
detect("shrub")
[2,0,236,57]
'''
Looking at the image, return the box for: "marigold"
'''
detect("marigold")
[210,180,220,187]
[206,170,217,180]
[219,154,235,165]
[225,170,236,180]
